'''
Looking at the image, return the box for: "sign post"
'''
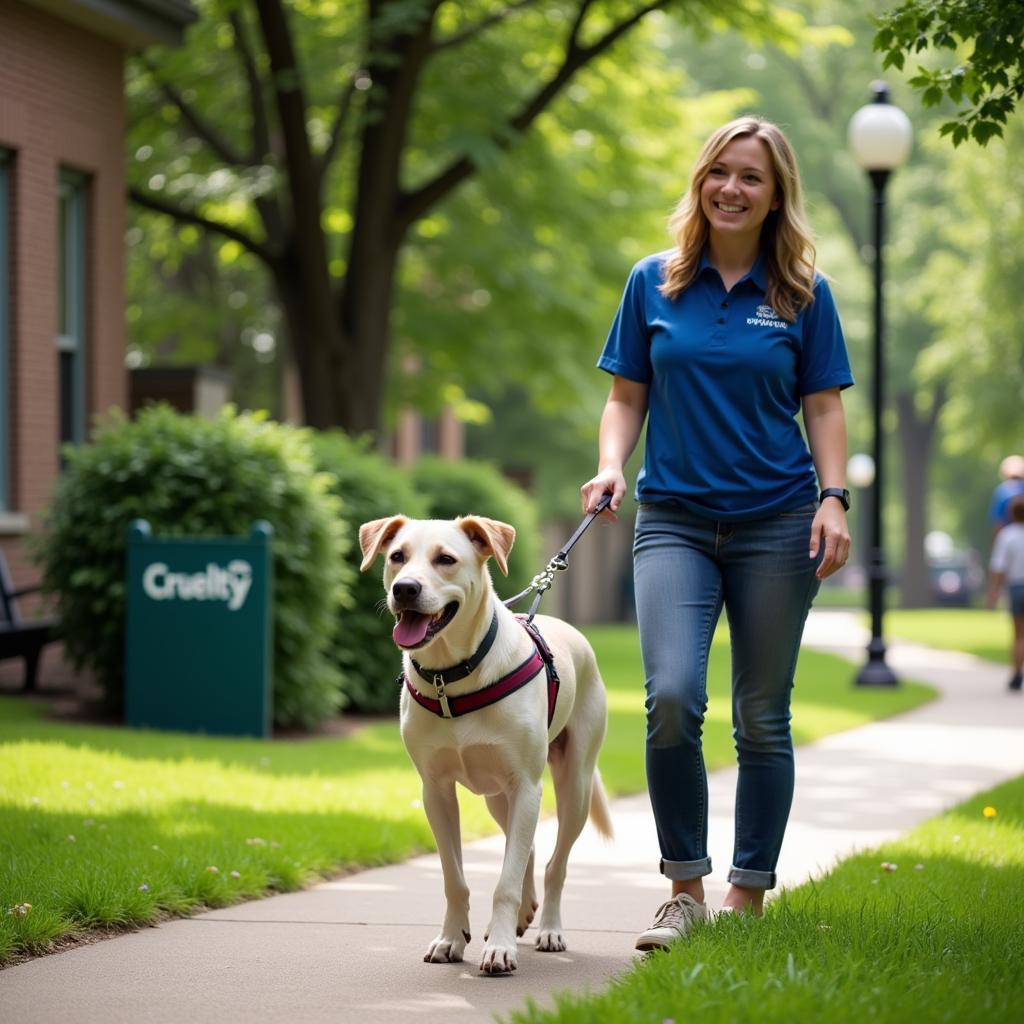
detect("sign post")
[125,520,274,737]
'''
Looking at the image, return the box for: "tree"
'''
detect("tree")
[128,0,790,434]
[875,0,1024,145]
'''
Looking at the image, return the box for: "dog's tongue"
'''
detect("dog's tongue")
[393,611,431,648]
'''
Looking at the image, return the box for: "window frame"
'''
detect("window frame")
[0,150,10,509]
[58,168,88,449]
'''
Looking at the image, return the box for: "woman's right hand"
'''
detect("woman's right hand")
[580,469,625,520]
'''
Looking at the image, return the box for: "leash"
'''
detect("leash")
[502,493,613,623]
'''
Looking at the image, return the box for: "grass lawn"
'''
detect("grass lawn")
[884,607,1013,667]
[0,625,932,965]
[505,776,1024,1024]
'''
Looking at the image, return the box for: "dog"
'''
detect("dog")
[359,514,612,975]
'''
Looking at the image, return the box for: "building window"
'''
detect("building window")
[58,169,88,449]
[0,150,9,509]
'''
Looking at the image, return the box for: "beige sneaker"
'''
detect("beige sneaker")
[635,892,708,951]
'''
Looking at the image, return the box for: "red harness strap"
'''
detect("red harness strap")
[404,621,560,725]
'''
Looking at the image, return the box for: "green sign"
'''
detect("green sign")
[125,520,273,737]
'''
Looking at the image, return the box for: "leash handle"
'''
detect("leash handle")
[556,492,612,562]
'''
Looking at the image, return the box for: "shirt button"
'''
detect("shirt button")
[721,301,728,308]
[717,317,726,324]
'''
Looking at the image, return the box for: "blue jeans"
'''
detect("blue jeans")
[632,500,822,890]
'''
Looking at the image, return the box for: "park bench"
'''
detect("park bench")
[0,551,57,692]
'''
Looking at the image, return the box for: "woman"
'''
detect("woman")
[580,116,853,950]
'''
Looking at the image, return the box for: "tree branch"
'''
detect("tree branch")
[398,0,671,229]
[317,76,358,191]
[429,0,539,53]
[228,8,272,162]
[140,58,248,168]
[128,186,276,266]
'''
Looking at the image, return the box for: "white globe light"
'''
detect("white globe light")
[847,453,876,488]
[848,84,913,171]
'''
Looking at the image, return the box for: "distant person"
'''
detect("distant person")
[990,455,1024,536]
[986,495,1024,691]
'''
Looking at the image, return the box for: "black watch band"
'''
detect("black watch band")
[819,487,851,511]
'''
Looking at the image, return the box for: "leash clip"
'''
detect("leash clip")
[433,673,453,718]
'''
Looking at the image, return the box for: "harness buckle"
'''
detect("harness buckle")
[433,673,453,718]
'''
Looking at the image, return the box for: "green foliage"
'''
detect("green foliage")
[125,0,800,428]
[31,406,349,730]
[875,0,1024,145]
[911,118,1024,466]
[408,456,542,604]
[310,432,431,714]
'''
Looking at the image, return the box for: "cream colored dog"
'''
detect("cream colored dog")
[359,514,612,975]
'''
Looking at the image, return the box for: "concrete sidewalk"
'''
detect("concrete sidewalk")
[3,611,1023,1023]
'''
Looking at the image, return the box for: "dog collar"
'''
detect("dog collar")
[404,618,560,726]
[410,612,499,686]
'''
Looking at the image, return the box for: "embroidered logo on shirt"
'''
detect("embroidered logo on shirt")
[747,304,789,328]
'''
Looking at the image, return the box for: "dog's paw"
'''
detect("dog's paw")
[516,899,539,937]
[424,931,469,964]
[479,940,518,974]
[535,928,567,952]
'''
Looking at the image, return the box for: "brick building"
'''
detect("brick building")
[0,0,195,593]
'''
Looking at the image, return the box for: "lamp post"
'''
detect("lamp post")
[848,82,912,687]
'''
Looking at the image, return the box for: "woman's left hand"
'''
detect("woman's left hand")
[809,500,850,580]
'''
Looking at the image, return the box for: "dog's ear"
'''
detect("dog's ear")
[358,516,408,571]
[457,516,516,577]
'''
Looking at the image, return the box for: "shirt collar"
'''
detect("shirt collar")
[699,248,768,292]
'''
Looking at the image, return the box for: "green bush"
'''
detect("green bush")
[32,406,349,730]
[409,456,543,604]
[311,432,430,714]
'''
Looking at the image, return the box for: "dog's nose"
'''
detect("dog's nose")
[391,578,422,603]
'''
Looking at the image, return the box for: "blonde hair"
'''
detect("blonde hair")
[659,116,817,323]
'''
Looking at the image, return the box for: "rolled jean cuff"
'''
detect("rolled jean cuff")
[727,866,777,890]
[660,856,712,881]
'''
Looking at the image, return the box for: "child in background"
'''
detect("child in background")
[986,495,1024,691]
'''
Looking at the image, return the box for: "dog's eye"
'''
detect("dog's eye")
[389,550,405,564]
[435,554,457,566]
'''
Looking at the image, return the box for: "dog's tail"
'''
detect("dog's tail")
[589,769,614,840]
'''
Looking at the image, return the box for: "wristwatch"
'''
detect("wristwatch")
[819,487,851,511]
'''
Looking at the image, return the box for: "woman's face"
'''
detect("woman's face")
[699,134,781,242]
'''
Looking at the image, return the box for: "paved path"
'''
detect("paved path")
[3,611,1022,1023]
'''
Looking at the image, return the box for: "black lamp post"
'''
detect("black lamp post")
[848,82,912,687]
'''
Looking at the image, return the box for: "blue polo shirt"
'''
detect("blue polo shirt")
[598,249,854,521]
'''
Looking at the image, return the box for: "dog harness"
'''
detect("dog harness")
[403,615,561,726]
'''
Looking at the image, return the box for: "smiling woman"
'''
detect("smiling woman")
[580,115,854,942]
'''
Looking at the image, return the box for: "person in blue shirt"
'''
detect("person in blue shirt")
[990,455,1024,536]
[580,116,854,950]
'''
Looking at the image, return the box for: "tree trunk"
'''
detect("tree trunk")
[332,0,438,435]
[274,253,344,430]
[895,386,945,608]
